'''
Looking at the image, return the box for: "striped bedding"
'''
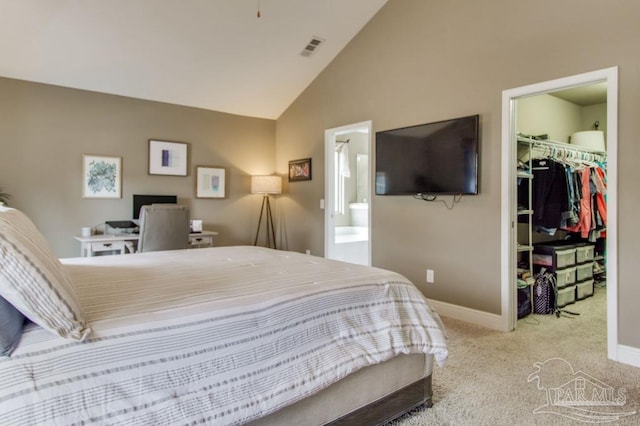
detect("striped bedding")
[0,246,448,425]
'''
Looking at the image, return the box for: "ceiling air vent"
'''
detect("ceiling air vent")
[300,36,325,57]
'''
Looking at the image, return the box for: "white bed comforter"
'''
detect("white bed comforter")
[0,246,447,425]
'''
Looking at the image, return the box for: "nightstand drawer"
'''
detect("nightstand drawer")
[189,234,213,248]
[91,241,125,253]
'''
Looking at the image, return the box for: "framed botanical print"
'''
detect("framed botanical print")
[82,155,122,199]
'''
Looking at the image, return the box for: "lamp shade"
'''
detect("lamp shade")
[251,175,282,194]
[571,130,606,151]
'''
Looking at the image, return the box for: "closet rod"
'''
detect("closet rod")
[517,135,606,155]
[518,135,606,164]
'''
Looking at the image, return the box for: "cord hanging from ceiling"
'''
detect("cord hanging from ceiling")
[257,0,261,18]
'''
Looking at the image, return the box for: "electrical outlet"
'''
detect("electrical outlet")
[426,269,435,283]
[305,249,311,255]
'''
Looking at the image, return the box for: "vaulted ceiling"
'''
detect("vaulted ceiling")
[0,0,387,119]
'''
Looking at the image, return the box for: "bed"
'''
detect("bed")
[0,206,448,425]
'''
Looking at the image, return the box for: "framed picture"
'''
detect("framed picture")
[196,166,226,198]
[148,140,188,176]
[288,158,312,182]
[82,155,122,199]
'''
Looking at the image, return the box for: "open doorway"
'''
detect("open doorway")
[501,67,619,361]
[324,121,372,265]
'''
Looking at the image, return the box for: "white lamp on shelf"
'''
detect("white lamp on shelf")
[251,175,282,249]
[571,130,606,151]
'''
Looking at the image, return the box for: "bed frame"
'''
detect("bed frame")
[330,377,431,425]
[251,353,432,425]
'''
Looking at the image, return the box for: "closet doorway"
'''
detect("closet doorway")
[500,67,619,361]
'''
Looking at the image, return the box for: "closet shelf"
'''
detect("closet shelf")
[517,244,533,253]
[517,171,533,179]
[516,136,535,319]
[516,134,606,154]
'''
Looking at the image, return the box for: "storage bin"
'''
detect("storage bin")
[555,266,577,288]
[517,286,532,319]
[575,244,595,263]
[537,265,577,288]
[576,262,594,282]
[532,243,576,270]
[557,285,576,308]
[576,279,594,300]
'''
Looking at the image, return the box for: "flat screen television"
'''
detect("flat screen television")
[132,194,177,219]
[375,114,479,195]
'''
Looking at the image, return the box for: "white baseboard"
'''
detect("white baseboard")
[427,298,640,369]
[426,298,507,331]
[617,344,640,368]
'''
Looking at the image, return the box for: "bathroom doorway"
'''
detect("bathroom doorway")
[324,121,372,265]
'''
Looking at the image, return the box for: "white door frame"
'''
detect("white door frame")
[500,67,618,360]
[324,120,372,264]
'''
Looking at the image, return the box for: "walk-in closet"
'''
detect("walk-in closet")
[514,85,608,324]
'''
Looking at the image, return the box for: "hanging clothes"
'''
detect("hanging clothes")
[564,167,592,238]
[562,166,580,228]
[531,158,569,231]
[561,164,607,241]
[530,156,607,240]
[593,166,607,226]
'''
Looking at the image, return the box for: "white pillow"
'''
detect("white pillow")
[0,206,90,341]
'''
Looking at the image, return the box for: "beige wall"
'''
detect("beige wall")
[0,77,276,258]
[517,94,582,142]
[275,0,640,348]
[581,103,608,143]
[517,94,607,144]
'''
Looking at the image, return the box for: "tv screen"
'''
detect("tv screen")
[375,114,479,195]
[133,194,177,219]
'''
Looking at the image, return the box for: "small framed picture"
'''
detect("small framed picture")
[149,140,188,176]
[288,158,312,182]
[82,155,122,198]
[196,166,226,198]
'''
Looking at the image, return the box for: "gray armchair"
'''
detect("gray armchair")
[137,204,190,252]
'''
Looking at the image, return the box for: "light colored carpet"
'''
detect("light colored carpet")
[392,285,640,425]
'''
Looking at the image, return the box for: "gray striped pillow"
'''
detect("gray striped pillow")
[0,207,90,341]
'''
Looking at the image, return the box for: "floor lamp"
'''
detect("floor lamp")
[251,175,282,249]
